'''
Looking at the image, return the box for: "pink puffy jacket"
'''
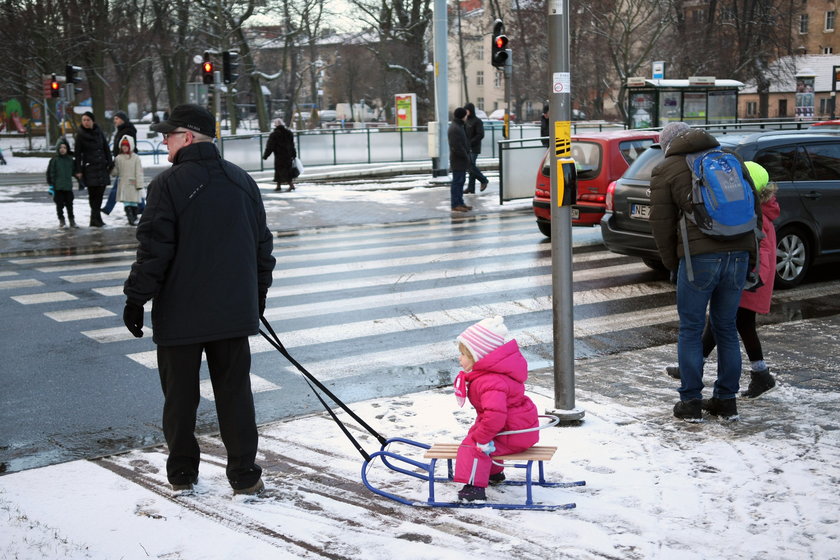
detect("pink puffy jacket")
[739,196,780,315]
[462,340,539,450]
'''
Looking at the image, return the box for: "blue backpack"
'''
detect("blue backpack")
[684,149,757,239]
[679,149,761,287]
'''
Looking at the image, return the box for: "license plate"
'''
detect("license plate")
[571,208,580,220]
[630,203,651,219]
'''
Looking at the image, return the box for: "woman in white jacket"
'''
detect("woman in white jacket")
[111,135,144,225]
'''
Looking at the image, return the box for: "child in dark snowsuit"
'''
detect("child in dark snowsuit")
[452,316,539,502]
[46,138,78,228]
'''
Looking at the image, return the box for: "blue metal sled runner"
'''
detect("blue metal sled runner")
[361,437,586,511]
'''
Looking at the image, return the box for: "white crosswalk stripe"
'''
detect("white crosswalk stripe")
[7,212,837,396]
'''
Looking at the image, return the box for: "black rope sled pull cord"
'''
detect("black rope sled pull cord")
[259,317,388,461]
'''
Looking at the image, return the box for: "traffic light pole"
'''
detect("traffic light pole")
[432,0,449,176]
[214,70,222,139]
[547,0,584,422]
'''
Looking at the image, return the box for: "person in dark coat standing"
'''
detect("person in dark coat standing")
[263,120,297,192]
[123,104,276,496]
[448,107,471,212]
[540,105,550,148]
[650,122,761,423]
[74,111,112,227]
[112,111,138,156]
[463,102,488,194]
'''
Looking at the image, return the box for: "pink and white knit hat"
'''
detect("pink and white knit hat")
[457,316,509,363]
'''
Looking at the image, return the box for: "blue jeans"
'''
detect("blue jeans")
[467,153,487,190]
[450,170,466,208]
[676,251,748,401]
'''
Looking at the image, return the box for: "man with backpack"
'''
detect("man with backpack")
[650,122,762,423]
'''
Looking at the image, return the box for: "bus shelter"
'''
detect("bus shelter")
[626,78,744,129]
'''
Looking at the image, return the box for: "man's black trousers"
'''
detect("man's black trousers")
[157,336,262,490]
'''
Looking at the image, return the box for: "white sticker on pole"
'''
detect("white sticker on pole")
[549,0,563,15]
[552,72,571,94]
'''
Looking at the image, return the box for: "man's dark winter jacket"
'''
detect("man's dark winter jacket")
[649,127,761,271]
[124,142,276,346]
[74,124,112,187]
[464,114,485,155]
[448,119,470,172]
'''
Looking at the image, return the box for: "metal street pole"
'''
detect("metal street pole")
[548,0,584,422]
[433,0,449,175]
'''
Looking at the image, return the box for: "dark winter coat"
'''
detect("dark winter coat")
[649,128,761,271]
[464,114,485,155]
[263,125,297,183]
[46,139,75,192]
[112,119,138,156]
[448,119,470,172]
[74,123,112,188]
[123,142,276,346]
[460,340,539,451]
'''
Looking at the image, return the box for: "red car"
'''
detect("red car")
[532,129,659,236]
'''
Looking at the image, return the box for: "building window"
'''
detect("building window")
[477,97,484,110]
[747,101,757,116]
[494,72,502,88]
[476,45,484,61]
[824,46,835,54]
[800,14,809,34]
[477,71,484,86]
[778,99,788,118]
[820,98,829,114]
[826,11,835,31]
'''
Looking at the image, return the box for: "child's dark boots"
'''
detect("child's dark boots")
[457,484,486,502]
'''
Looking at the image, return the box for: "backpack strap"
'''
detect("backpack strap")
[679,214,694,282]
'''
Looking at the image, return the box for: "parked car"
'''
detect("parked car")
[600,129,840,288]
[533,130,659,236]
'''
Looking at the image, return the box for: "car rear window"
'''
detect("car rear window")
[618,139,655,165]
[571,141,602,174]
[620,144,663,181]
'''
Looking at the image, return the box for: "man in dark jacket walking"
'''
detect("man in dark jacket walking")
[463,103,488,194]
[123,104,276,495]
[448,107,472,212]
[650,122,761,423]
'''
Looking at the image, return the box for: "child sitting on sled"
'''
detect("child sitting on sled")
[453,316,539,502]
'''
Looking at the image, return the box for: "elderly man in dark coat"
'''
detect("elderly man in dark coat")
[263,120,298,192]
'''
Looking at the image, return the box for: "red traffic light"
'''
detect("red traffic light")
[203,62,213,74]
[495,35,508,49]
[50,81,60,91]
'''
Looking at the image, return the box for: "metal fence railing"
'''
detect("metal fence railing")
[218,124,543,173]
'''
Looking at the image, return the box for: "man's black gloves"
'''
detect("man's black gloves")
[123,302,144,338]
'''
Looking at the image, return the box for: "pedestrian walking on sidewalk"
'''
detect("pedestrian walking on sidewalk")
[650,122,761,422]
[463,103,489,194]
[452,316,539,502]
[123,104,276,496]
[263,119,297,192]
[665,161,779,399]
[448,107,472,212]
[46,138,78,228]
[110,136,144,226]
[73,111,112,227]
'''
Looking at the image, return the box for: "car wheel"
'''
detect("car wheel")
[538,221,551,238]
[775,226,810,289]
[642,258,667,271]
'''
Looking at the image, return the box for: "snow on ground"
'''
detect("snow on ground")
[1,380,838,559]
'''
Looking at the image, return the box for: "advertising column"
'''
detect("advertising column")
[394,93,416,127]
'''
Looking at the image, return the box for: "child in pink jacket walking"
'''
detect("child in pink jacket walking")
[453,316,539,502]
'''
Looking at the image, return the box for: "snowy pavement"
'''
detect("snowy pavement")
[1,313,839,560]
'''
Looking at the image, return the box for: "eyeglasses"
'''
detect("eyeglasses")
[163,131,188,141]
